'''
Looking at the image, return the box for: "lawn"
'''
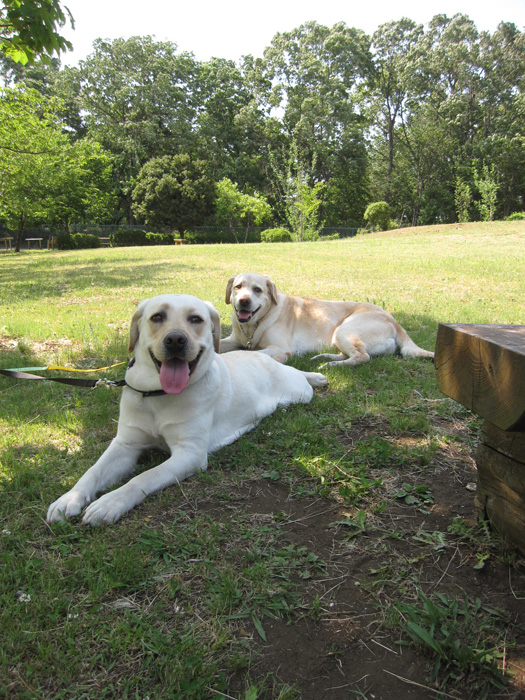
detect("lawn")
[0,221,524,699]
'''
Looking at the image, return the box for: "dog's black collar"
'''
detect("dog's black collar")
[124,382,167,397]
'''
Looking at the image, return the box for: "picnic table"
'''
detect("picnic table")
[173,238,187,245]
[435,323,525,554]
[0,236,13,250]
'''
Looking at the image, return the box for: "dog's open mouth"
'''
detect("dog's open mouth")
[149,350,203,394]
[236,306,260,323]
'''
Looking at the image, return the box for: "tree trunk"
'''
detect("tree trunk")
[15,212,25,253]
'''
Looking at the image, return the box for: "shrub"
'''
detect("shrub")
[260,227,293,243]
[320,233,340,241]
[109,229,149,247]
[364,201,391,231]
[183,228,262,244]
[145,232,175,245]
[55,233,101,250]
[184,229,233,245]
[507,212,525,220]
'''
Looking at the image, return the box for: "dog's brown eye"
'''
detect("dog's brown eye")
[234,284,242,290]
[189,315,204,324]
[150,313,165,323]
[253,287,262,294]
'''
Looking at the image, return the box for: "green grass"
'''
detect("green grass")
[1,221,524,699]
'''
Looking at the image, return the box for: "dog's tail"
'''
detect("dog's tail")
[395,324,435,359]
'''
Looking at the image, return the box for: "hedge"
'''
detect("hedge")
[55,233,101,250]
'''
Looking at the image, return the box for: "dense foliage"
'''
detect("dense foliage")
[0,15,524,240]
[0,0,73,64]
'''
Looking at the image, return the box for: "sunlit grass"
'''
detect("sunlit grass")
[0,221,523,699]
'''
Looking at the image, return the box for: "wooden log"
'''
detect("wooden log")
[475,422,525,554]
[434,323,525,431]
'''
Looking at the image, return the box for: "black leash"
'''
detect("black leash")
[0,368,166,397]
[0,367,125,389]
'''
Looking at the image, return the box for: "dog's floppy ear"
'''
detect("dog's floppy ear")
[204,301,221,353]
[267,279,278,306]
[225,276,235,305]
[128,299,147,352]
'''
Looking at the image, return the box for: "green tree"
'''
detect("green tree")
[45,139,116,232]
[271,140,324,241]
[474,164,500,221]
[263,19,371,214]
[454,177,472,222]
[478,23,525,216]
[0,0,73,64]
[368,19,424,203]
[195,58,276,193]
[213,179,272,243]
[77,36,200,223]
[0,86,115,248]
[0,86,67,250]
[132,154,216,238]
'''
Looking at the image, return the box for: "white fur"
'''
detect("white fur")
[47,294,326,526]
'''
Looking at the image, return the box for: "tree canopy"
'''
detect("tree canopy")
[132,155,216,237]
[0,15,524,240]
[0,0,73,64]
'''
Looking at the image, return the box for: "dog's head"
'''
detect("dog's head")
[128,294,220,395]
[225,273,278,325]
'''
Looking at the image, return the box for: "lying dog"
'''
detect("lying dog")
[220,273,434,367]
[47,294,326,525]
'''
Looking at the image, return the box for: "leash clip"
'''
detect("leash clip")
[94,378,119,390]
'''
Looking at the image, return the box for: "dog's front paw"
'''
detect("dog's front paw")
[306,371,328,387]
[81,491,133,526]
[47,490,89,523]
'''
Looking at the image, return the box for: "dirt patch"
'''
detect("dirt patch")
[189,416,525,699]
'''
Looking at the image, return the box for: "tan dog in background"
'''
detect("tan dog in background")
[220,273,434,367]
[47,294,326,526]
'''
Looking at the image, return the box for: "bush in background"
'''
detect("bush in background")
[109,229,149,247]
[55,233,101,250]
[145,232,175,245]
[507,212,525,220]
[260,227,293,243]
[364,201,392,231]
[184,228,262,244]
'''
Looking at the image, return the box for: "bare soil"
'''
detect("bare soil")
[195,416,525,699]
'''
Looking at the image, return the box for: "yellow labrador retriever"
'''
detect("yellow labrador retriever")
[47,294,326,526]
[220,273,434,367]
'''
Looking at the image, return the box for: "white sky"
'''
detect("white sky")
[59,0,525,66]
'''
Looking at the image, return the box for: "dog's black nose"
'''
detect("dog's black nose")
[163,332,187,352]
[238,297,251,308]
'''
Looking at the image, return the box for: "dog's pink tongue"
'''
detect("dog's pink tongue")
[238,310,252,321]
[159,359,190,394]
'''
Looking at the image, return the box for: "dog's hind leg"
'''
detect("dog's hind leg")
[312,348,371,368]
[312,327,372,367]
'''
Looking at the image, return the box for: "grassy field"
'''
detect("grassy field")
[0,221,524,699]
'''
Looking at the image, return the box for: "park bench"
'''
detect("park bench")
[0,236,13,250]
[435,323,525,554]
[173,238,187,245]
[26,237,43,249]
